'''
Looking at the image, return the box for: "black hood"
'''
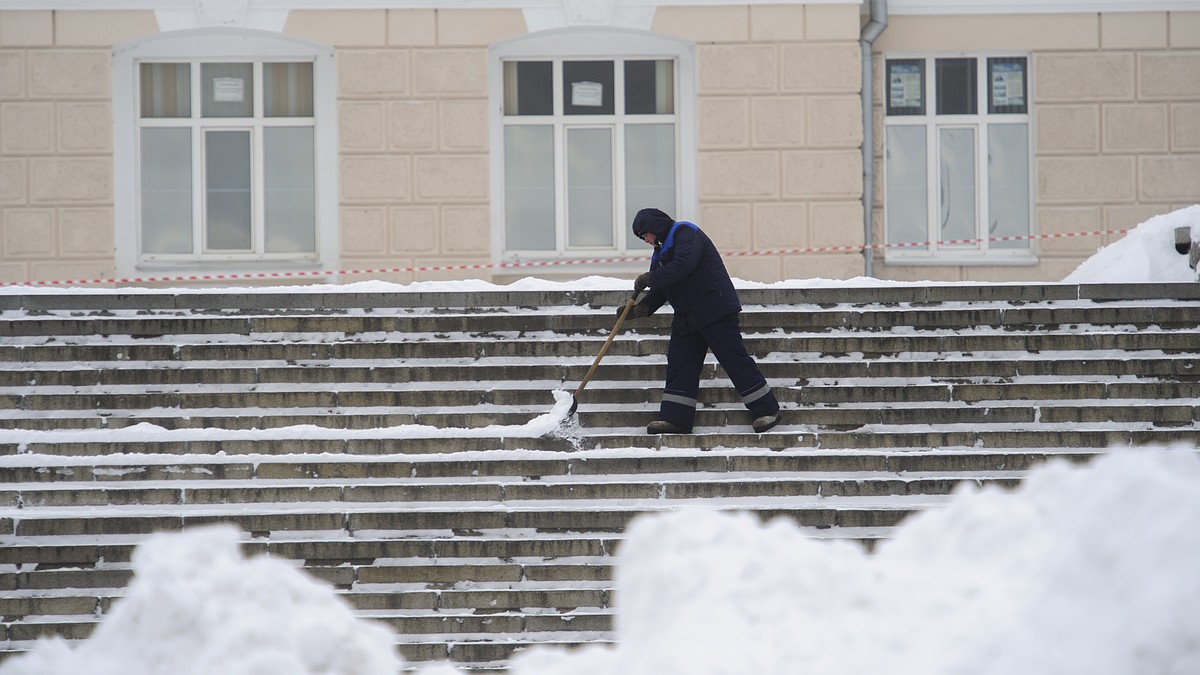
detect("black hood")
[631,208,675,241]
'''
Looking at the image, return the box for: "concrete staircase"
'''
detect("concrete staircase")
[1,283,1198,670]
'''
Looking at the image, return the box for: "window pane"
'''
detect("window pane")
[140,63,191,118]
[936,58,976,115]
[140,128,193,254]
[263,62,313,117]
[504,61,553,116]
[988,123,1030,250]
[939,127,977,246]
[988,57,1027,114]
[886,59,924,117]
[201,63,253,118]
[567,127,613,248]
[563,61,614,115]
[625,60,674,114]
[885,126,928,250]
[264,127,316,253]
[204,130,252,251]
[504,125,555,250]
[625,124,675,227]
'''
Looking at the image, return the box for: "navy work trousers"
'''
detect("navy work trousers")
[659,313,779,429]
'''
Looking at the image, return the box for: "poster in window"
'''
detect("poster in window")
[886,61,924,116]
[213,77,245,103]
[988,59,1027,114]
[571,81,604,107]
[991,63,1023,107]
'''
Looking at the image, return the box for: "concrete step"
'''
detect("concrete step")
[5,376,1196,411]
[3,322,1199,360]
[0,397,1193,439]
[5,301,1199,339]
[2,353,1199,390]
[0,535,622,568]
[1,281,1197,314]
[0,472,1025,508]
[3,497,928,538]
[0,557,614,594]
[1,427,1186,461]
[0,448,1094,485]
[0,619,603,672]
[0,585,612,618]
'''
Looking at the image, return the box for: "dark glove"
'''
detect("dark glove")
[633,272,652,295]
[616,302,651,320]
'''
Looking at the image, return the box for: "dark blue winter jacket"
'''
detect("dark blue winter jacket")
[638,220,741,335]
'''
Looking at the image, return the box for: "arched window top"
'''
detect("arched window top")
[491,26,692,60]
[116,26,329,60]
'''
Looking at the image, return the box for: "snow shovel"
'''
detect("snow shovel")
[567,292,640,416]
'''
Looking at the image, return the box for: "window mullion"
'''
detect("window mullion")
[192,62,204,258]
[979,122,990,253]
[614,122,628,252]
[552,61,566,254]
[976,58,989,252]
[926,116,938,254]
[253,126,265,256]
[253,62,265,256]
[613,59,626,250]
[554,125,566,254]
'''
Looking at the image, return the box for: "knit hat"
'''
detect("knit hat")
[631,208,675,240]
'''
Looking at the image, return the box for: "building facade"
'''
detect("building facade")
[0,0,1196,287]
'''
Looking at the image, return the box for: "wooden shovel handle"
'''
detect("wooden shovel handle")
[573,295,637,400]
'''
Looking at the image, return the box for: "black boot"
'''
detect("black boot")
[647,420,692,434]
[752,413,780,433]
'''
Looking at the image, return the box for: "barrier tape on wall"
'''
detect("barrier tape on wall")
[3,228,1129,288]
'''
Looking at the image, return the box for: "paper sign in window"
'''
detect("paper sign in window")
[889,65,922,110]
[213,77,245,103]
[991,63,1024,108]
[571,81,604,107]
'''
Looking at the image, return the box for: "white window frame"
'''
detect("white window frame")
[114,28,338,279]
[883,51,1036,265]
[489,27,696,269]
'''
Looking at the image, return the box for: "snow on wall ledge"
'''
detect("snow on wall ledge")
[2,446,1198,675]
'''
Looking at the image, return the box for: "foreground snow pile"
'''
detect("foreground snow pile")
[0,526,402,675]
[1065,204,1200,283]
[511,446,1200,675]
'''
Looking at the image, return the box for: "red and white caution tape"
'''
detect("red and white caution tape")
[3,229,1128,288]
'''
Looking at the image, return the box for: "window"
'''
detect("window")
[490,29,695,264]
[114,30,337,278]
[883,54,1032,263]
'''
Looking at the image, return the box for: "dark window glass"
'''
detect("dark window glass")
[886,59,925,116]
[504,61,553,116]
[624,60,673,114]
[563,60,614,115]
[988,57,1028,114]
[936,58,977,115]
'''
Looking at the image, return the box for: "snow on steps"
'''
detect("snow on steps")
[1,283,1199,671]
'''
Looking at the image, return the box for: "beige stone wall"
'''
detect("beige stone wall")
[654,3,865,282]
[0,10,154,284]
[874,11,1200,283]
[6,5,1193,287]
[288,8,525,283]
